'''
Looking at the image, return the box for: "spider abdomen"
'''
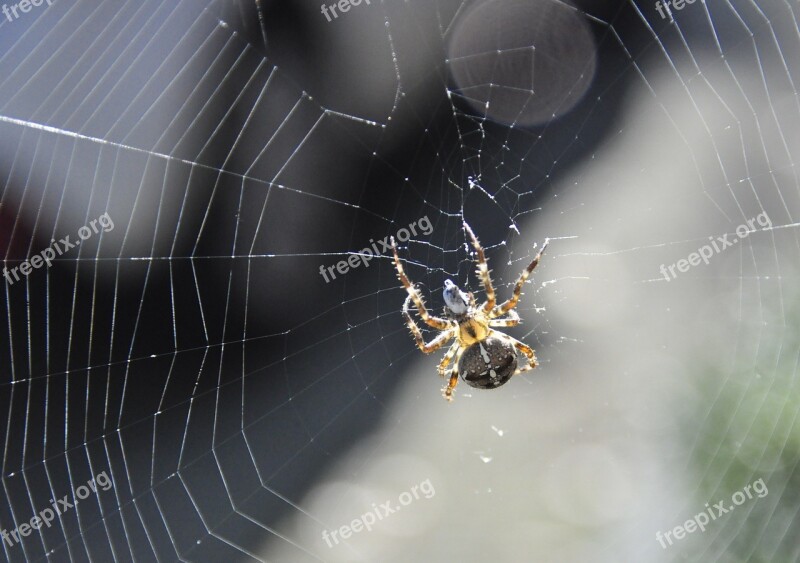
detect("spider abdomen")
[459,335,517,389]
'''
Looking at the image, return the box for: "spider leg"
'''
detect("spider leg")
[392,237,450,330]
[463,222,496,313]
[443,347,466,402]
[438,341,461,377]
[502,334,538,376]
[488,309,520,327]
[491,239,549,318]
[403,295,454,352]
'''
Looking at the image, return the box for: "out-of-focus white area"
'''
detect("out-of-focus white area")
[447,0,597,126]
[262,54,799,562]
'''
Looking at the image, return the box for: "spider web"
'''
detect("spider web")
[0,0,799,561]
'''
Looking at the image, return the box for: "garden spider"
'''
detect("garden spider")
[391,221,549,401]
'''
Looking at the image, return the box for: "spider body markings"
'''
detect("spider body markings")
[391,221,549,401]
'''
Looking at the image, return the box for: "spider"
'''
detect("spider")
[391,221,549,401]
